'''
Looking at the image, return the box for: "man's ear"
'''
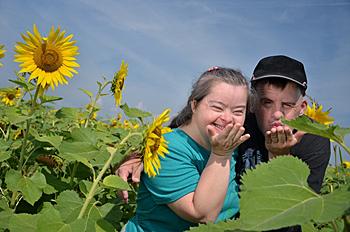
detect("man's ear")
[191,100,197,113]
[248,93,256,113]
[300,99,308,115]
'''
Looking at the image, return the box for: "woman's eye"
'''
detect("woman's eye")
[211,105,223,111]
[233,110,244,115]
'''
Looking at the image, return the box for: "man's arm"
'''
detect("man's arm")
[115,155,143,203]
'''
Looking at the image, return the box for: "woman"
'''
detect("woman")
[124,67,250,232]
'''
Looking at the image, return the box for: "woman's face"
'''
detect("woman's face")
[190,82,248,149]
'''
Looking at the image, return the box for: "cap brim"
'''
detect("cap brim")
[251,74,307,89]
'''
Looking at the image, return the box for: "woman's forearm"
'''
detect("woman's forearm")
[168,154,231,223]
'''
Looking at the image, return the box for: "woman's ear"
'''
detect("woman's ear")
[190,100,197,113]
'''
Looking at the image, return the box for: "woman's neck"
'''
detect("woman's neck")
[180,124,210,151]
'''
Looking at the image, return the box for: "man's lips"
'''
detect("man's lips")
[271,121,283,127]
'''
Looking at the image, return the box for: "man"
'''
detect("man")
[236,55,330,193]
[116,55,331,231]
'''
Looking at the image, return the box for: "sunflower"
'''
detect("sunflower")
[304,102,334,125]
[343,161,350,169]
[143,109,172,177]
[0,88,21,106]
[14,24,79,90]
[0,44,6,67]
[111,60,128,107]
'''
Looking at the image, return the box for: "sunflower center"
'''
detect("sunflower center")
[151,127,162,152]
[34,44,63,72]
[7,93,16,100]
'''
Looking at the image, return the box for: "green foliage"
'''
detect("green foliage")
[189,157,350,231]
[282,115,350,154]
[0,73,150,231]
[188,116,350,232]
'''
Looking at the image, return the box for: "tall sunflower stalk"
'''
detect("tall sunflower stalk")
[13,24,80,172]
[8,25,80,208]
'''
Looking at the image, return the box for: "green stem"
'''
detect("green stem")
[84,81,111,128]
[18,120,31,172]
[336,139,350,157]
[70,161,79,185]
[331,220,338,232]
[18,86,40,173]
[9,191,18,208]
[77,132,141,219]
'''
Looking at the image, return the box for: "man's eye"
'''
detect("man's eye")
[283,103,294,109]
[261,101,272,107]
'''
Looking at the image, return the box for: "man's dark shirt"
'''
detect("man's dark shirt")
[235,113,331,231]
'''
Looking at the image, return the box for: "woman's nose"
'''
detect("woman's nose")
[220,110,233,122]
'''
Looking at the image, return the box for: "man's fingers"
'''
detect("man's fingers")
[118,190,129,203]
[132,162,143,183]
[277,126,286,143]
[294,131,306,142]
[265,131,272,144]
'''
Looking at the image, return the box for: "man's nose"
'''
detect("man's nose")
[272,106,284,120]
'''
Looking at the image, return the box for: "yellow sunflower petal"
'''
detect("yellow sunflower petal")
[14,24,79,89]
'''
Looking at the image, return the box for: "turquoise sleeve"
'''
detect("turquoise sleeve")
[142,139,201,204]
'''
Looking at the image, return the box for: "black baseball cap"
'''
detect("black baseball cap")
[251,55,307,90]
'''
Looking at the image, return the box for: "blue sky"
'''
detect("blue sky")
[1,0,349,159]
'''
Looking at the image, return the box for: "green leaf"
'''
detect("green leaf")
[0,150,11,162]
[37,203,70,232]
[317,186,350,223]
[187,219,245,231]
[5,170,47,205]
[4,108,29,124]
[95,219,116,232]
[41,169,70,192]
[59,141,99,169]
[301,223,317,232]
[102,175,131,190]
[9,78,36,91]
[0,199,12,230]
[98,203,122,228]
[238,156,350,231]
[334,127,350,141]
[79,180,95,197]
[70,127,97,144]
[282,115,348,143]
[79,88,93,98]
[0,140,11,162]
[55,190,83,223]
[30,132,63,149]
[120,103,152,119]
[55,107,80,120]
[8,213,39,232]
[39,95,63,104]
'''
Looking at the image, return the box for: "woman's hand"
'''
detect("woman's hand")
[208,123,250,156]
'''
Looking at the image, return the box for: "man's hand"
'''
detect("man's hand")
[265,125,305,159]
[115,155,143,203]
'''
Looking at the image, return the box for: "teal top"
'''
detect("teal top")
[125,128,240,232]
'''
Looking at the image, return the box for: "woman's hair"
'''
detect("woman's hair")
[169,67,249,128]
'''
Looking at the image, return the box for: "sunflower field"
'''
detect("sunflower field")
[0,25,350,232]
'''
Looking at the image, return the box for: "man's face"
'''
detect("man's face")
[253,82,307,133]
